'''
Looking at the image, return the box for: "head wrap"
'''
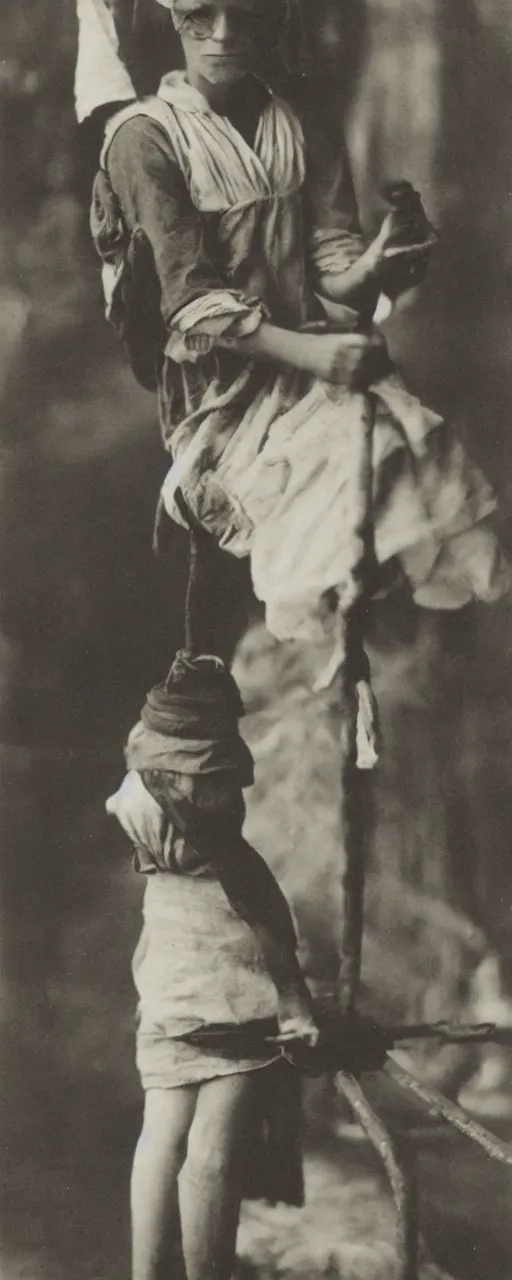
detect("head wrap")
[125,651,254,787]
[142,650,245,735]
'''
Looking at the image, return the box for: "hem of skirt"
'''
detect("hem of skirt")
[138,1054,283,1090]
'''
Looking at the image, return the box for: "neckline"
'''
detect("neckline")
[157,71,275,183]
[158,70,273,118]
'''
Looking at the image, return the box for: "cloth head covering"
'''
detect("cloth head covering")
[142,650,245,734]
[125,651,255,787]
[116,651,254,874]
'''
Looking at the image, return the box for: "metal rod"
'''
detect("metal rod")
[385,1056,512,1165]
[337,1071,419,1280]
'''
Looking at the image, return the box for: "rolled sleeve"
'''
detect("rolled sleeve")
[165,291,267,363]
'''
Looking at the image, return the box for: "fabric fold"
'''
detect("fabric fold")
[74,0,135,123]
[165,291,268,363]
[308,226,367,288]
[125,721,254,782]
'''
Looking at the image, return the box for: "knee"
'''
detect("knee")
[136,1091,191,1168]
[184,1117,236,1185]
[182,1075,254,1186]
[136,1121,188,1172]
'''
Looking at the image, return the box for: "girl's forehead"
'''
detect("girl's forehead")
[174,0,269,13]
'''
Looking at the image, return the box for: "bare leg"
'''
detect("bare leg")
[131,1085,199,1280]
[179,1072,256,1280]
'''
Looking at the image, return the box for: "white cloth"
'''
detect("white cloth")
[134,872,277,1036]
[106,770,168,862]
[108,773,279,1045]
[74,0,135,122]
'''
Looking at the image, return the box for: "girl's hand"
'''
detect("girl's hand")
[314,331,389,388]
[367,209,438,295]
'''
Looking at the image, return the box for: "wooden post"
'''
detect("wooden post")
[334,393,420,1278]
[336,393,376,1011]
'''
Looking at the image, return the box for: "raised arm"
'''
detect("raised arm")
[303,111,435,316]
[302,112,380,317]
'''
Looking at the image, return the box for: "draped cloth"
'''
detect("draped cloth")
[95,72,510,641]
[113,654,299,951]
[141,650,248,740]
[75,0,136,121]
[112,651,254,871]
[127,650,255,784]
[134,873,305,1207]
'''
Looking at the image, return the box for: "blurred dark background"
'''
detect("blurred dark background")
[1,2,512,1278]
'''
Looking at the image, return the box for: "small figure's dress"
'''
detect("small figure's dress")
[133,869,279,1087]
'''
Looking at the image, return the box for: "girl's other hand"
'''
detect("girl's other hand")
[368,206,438,296]
[316,331,389,388]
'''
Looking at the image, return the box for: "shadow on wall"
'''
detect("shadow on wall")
[350,0,512,486]
[347,0,512,974]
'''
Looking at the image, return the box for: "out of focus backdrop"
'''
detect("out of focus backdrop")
[1,2,512,1278]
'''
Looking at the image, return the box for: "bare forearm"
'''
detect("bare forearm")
[316,227,435,310]
[219,322,332,380]
[317,244,379,306]
[219,321,386,388]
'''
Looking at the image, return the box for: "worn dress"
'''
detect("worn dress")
[97,71,510,643]
[133,869,280,1086]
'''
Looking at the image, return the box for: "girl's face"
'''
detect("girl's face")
[172,0,269,86]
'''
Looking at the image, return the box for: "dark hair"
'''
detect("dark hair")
[109,0,182,95]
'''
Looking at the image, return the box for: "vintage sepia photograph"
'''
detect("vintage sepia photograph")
[1,2,512,1278]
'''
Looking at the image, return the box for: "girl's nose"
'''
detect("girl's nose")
[211,10,234,41]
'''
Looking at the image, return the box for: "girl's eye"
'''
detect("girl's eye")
[179,6,214,33]
[179,5,261,36]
